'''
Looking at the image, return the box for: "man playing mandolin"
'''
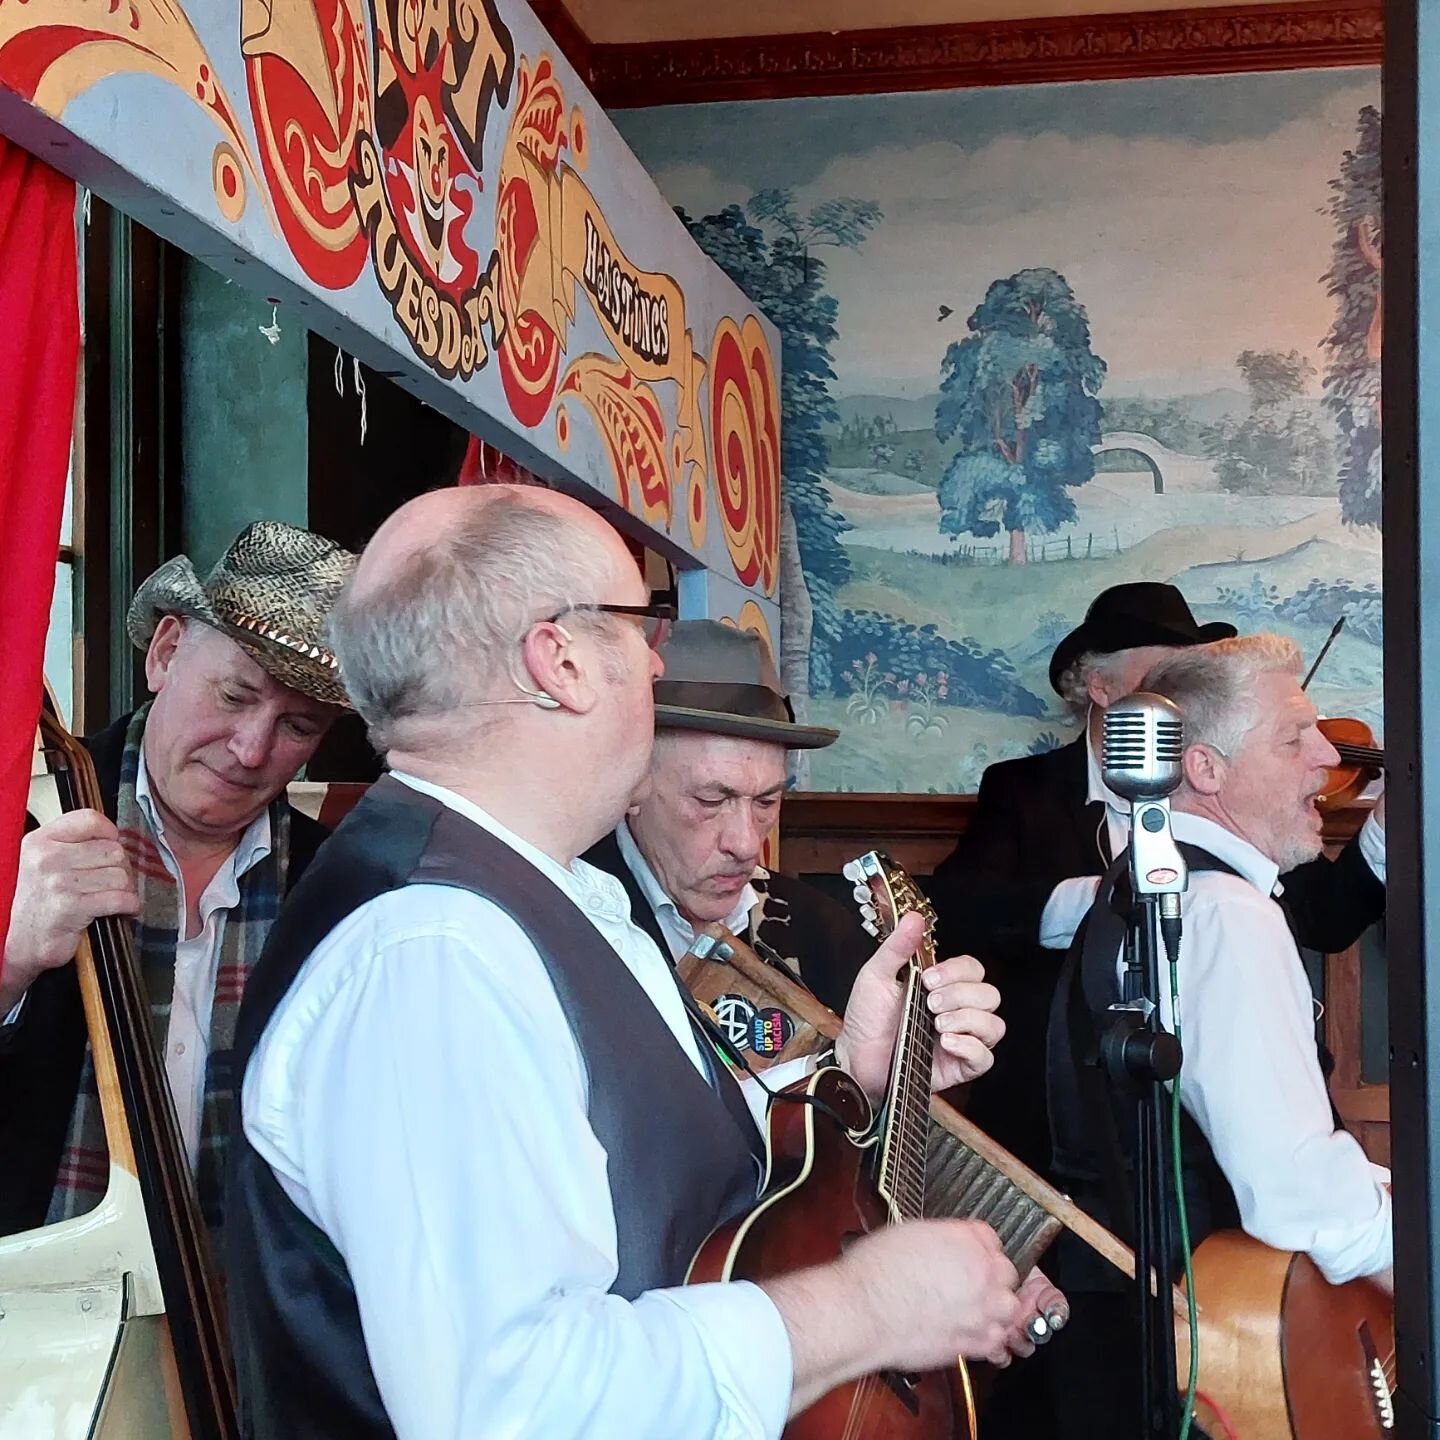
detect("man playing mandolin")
[583,618,874,1017]
[0,522,352,1240]
[225,485,1047,1439]
[1043,634,1392,1437]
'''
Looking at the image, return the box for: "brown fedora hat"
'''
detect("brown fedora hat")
[654,621,839,750]
[126,522,357,708]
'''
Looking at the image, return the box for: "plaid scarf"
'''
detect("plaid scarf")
[48,705,290,1242]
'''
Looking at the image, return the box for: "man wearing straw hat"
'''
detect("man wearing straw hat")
[0,521,353,1239]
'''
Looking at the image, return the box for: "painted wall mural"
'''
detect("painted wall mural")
[0,1,780,631]
[616,70,1384,792]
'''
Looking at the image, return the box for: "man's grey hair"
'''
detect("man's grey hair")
[329,493,613,751]
[1141,633,1302,759]
[1056,650,1136,716]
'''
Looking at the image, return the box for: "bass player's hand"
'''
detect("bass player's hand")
[834,911,1004,1102]
[0,810,140,1015]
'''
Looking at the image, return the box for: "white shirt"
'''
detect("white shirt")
[134,748,271,1174]
[1046,809,1392,1285]
[241,774,793,1440]
[1038,728,1387,948]
[615,820,761,961]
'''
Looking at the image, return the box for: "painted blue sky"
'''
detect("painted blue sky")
[616,69,1380,401]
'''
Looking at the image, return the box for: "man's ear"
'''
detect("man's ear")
[144,615,187,696]
[1085,667,1112,709]
[517,621,594,715]
[1182,741,1224,796]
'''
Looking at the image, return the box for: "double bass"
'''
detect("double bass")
[0,694,236,1439]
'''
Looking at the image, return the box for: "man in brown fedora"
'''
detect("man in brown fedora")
[0,521,354,1239]
[584,619,872,1020]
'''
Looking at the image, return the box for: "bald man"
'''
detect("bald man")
[224,486,1039,1440]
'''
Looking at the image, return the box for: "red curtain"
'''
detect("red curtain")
[0,138,79,970]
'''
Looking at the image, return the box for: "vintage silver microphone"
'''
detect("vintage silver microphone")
[1101,692,1187,901]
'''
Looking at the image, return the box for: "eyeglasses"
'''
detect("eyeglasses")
[544,595,677,650]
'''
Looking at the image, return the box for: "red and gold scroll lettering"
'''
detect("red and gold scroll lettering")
[708,316,780,596]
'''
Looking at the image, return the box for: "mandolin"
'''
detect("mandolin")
[0,694,238,1439]
[686,850,975,1437]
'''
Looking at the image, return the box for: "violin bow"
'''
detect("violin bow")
[1301,614,1346,692]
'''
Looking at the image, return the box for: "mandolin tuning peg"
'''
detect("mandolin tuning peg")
[843,861,864,883]
[860,903,878,923]
[861,920,878,938]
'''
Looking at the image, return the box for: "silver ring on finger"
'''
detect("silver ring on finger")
[1024,1314,1051,1346]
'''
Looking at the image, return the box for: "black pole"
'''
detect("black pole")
[1114,892,1181,1437]
[1384,2,1440,1434]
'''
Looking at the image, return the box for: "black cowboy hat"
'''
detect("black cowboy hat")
[653,621,839,750]
[1047,582,1236,695]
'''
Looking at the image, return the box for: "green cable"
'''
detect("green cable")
[1170,955,1200,1440]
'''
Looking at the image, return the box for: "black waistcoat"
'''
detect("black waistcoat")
[1044,845,1249,1294]
[224,777,762,1440]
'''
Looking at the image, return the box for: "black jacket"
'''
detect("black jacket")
[928,735,1386,1172]
[0,712,328,1236]
[583,829,871,1017]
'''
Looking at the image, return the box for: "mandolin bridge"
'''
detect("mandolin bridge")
[880,1368,922,1415]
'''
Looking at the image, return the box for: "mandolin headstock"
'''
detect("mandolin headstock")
[843,850,940,972]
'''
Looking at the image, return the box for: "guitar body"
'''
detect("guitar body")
[688,1067,976,1440]
[1180,1229,1395,1438]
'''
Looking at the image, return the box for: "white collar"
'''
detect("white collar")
[390,772,633,917]
[615,819,760,938]
[134,742,272,881]
[1171,811,1282,899]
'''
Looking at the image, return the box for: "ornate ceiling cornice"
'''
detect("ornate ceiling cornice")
[586,2,1381,108]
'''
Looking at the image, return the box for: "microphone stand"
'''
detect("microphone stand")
[1104,867,1183,1438]
[1101,695,1188,1439]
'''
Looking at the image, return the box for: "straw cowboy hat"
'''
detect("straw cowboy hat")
[1047,582,1236,696]
[653,621,839,750]
[126,521,357,708]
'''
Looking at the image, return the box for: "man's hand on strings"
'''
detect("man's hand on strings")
[834,912,1004,1102]
[0,810,139,1014]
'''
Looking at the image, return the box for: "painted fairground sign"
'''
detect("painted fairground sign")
[0,1,781,634]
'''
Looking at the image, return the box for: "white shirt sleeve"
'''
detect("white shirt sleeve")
[244,894,792,1440]
[1039,875,1103,950]
[1358,810,1386,884]
[1165,880,1391,1285]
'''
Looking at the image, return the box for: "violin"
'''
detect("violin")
[1316,717,1384,813]
[1302,617,1385,813]
[15,693,239,1438]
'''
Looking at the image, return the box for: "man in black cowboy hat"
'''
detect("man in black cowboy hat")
[0,521,354,1239]
[930,581,1387,1179]
[584,620,872,1017]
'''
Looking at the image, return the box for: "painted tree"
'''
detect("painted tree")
[680,192,880,731]
[935,268,1106,564]
[1321,104,1382,528]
